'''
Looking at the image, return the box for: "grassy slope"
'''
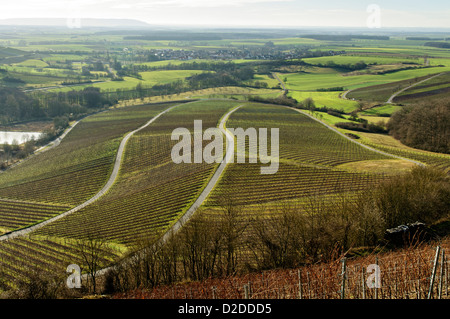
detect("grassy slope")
[288,91,359,113]
[283,66,450,91]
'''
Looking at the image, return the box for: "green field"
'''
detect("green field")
[283,66,450,91]
[360,104,402,116]
[139,70,208,85]
[48,70,207,93]
[288,91,359,112]
[303,55,423,66]
[14,59,50,68]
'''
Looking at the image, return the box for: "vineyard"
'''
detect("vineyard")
[0,102,175,232]
[206,103,391,206]
[208,163,386,206]
[114,239,450,299]
[1,20,450,303]
[0,235,122,290]
[345,74,434,102]
[0,199,70,231]
[394,72,450,103]
[361,140,450,173]
[0,99,447,294]
[33,100,242,245]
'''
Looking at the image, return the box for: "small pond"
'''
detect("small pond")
[0,131,44,145]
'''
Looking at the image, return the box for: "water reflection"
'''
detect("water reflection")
[0,131,44,145]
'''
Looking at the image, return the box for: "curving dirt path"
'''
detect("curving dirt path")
[341,88,356,100]
[156,104,244,242]
[272,72,287,91]
[287,106,425,167]
[386,72,444,104]
[87,103,245,278]
[269,72,425,166]
[0,101,193,242]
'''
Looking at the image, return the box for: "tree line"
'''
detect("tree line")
[0,87,114,125]
[388,98,449,154]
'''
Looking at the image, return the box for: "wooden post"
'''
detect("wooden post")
[417,256,421,299]
[306,271,311,299]
[244,284,249,299]
[428,246,441,299]
[262,271,267,299]
[212,286,217,299]
[340,258,347,300]
[446,255,448,298]
[394,262,398,299]
[438,250,445,299]
[417,278,421,299]
[361,266,366,299]
[298,269,303,299]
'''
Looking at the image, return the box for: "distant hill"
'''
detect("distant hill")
[0,18,150,28]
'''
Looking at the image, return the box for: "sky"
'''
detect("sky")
[0,0,449,28]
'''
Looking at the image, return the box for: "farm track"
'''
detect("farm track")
[0,97,430,283]
[270,72,426,167]
[387,72,445,103]
[287,106,425,167]
[272,72,286,91]
[83,103,245,279]
[154,103,244,241]
[341,88,355,100]
[0,101,195,242]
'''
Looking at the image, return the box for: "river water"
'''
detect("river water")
[0,131,44,145]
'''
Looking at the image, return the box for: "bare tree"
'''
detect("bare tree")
[8,265,74,299]
[249,202,305,269]
[76,234,111,294]
[216,196,248,276]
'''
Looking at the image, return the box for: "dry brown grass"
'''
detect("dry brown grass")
[113,237,450,299]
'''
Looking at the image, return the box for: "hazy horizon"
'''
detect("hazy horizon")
[0,0,449,29]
